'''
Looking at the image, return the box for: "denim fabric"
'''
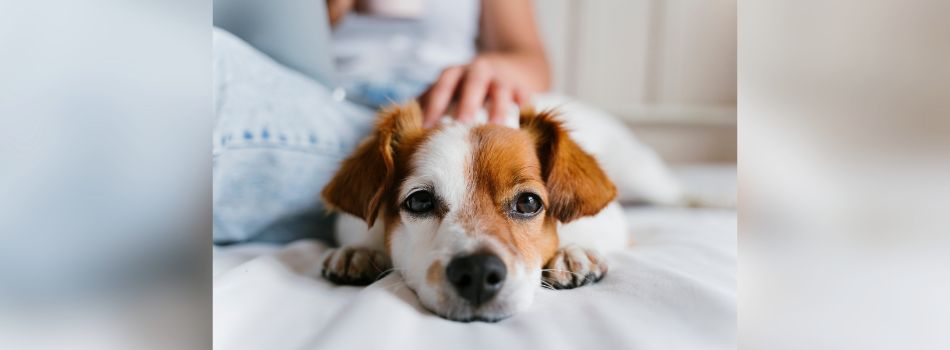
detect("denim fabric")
[213,29,378,245]
[341,74,432,108]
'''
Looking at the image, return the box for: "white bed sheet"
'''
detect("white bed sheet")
[213,165,737,350]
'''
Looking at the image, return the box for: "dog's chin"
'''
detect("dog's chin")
[425,302,518,323]
[414,281,537,323]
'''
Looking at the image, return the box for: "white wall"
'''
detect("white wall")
[534,0,736,162]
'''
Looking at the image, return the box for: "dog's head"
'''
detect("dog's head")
[322,103,615,321]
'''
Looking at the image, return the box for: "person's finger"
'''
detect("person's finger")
[513,86,532,107]
[456,60,493,122]
[422,66,465,127]
[488,81,512,124]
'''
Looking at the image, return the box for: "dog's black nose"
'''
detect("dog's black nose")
[446,253,507,306]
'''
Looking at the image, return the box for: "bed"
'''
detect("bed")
[213,164,736,350]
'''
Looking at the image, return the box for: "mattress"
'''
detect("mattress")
[213,164,737,349]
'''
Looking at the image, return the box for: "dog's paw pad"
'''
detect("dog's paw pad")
[321,247,391,286]
[542,245,607,289]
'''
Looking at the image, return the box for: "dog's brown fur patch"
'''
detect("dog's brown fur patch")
[520,110,617,223]
[459,126,558,266]
[426,260,444,286]
[321,102,426,226]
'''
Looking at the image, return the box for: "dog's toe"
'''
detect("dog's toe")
[542,245,607,289]
[322,247,391,285]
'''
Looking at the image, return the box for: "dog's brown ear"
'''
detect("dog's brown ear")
[520,109,616,223]
[322,102,423,226]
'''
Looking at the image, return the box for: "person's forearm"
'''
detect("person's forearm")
[477,0,549,93]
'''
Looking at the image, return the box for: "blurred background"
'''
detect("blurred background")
[535,0,736,163]
[3,0,949,349]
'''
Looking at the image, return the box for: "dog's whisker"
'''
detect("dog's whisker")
[376,280,407,293]
[376,269,410,284]
[540,268,594,279]
[372,269,396,282]
[375,267,406,276]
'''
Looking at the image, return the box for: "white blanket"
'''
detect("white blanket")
[213,165,736,350]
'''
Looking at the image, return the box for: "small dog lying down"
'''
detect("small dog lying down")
[320,102,627,322]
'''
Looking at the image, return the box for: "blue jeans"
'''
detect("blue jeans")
[213,29,415,245]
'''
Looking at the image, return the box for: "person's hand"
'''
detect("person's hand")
[326,0,355,26]
[418,55,533,128]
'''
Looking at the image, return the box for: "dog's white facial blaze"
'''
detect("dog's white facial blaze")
[389,124,539,321]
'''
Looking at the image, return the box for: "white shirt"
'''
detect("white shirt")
[331,0,480,88]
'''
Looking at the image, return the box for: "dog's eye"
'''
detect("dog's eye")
[513,193,543,216]
[404,191,435,214]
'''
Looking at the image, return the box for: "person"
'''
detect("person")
[212,0,551,244]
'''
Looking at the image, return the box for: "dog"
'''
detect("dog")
[320,102,627,322]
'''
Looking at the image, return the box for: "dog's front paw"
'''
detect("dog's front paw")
[542,245,608,289]
[321,247,391,285]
